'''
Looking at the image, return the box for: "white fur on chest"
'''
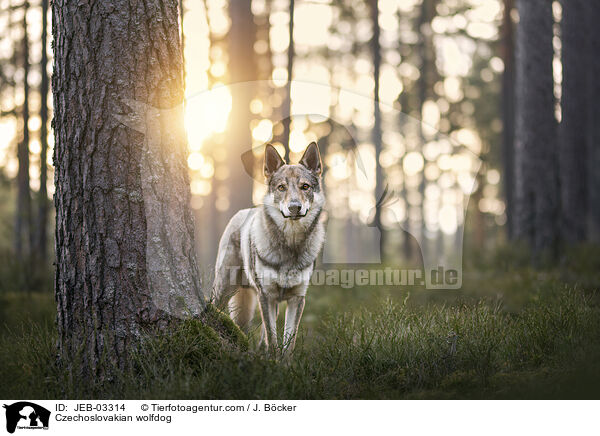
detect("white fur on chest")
[259,263,313,296]
[245,208,324,297]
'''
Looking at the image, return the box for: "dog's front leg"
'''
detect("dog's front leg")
[258,303,278,347]
[283,295,305,356]
[257,293,278,353]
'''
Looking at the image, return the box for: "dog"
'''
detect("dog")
[212,142,326,355]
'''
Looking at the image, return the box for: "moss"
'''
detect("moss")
[133,318,227,377]
[201,304,249,351]
[142,311,248,378]
[175,319,223,368]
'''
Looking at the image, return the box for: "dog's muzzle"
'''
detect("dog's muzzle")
[281,211,307,220]
[282,201,307,220]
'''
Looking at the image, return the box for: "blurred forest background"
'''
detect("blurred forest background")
[1,0,598,295]
[1,0,600,399]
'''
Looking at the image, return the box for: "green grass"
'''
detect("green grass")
[1,264,600,399]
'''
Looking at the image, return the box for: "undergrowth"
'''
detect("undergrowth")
[1,270,599,399]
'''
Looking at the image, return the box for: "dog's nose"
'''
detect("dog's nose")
[288,201,302,215]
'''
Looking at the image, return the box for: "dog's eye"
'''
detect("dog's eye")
[277,184,286,192]
[300,183,310,191]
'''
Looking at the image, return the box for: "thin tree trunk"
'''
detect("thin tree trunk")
[501,0,515,240]
[399,92,413,263]
[257,0,273,83]
[397,8,413,264]
[202,0,227,262]
[472,171,485,250]
[417,0,428,250]
[514,0,559,257]
[416,0,437,253]
[52,0,204,374]
[15,1,32,266]
[369,0,385,260]
[227,0,256,212]
[560,0,588,244]
[36,0,49,260]
[282,0,295,161]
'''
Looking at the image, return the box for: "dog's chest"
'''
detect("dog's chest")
[246,209,324,295]
[258,260,313,292]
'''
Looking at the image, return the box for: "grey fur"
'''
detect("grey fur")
[212,143,326,355]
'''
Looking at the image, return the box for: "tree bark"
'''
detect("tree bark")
[560,0,588,244]
[585,3,600,241]
[501,0,515,240]
[514,0,559,257]
[52,0,204,374]
[227,0,257,212]
[179,0,185,84]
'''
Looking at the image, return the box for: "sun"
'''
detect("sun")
[184,84,232,152]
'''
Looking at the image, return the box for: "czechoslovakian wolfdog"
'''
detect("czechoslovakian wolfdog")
[212,142,326,355]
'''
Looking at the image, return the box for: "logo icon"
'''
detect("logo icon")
[3,402,50,434]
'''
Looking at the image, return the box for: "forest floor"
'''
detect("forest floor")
[1,246,600,399]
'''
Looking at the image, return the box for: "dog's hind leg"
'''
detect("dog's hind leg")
[212,220,245,309]
[229,287,257,332]
[212,265,241,310]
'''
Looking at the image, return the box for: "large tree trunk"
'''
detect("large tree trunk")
[501,0,515,240]
[15,1,32,265]
[585,3,600,241]
[227,0,256,212]
[560,0,588,244]
[513,0,559,257]
[52,0,204,374]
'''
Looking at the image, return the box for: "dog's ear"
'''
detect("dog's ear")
[299,142,322,175]
[264,144,285,178]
